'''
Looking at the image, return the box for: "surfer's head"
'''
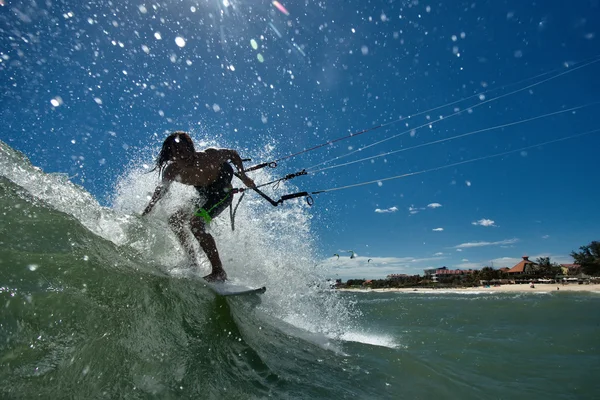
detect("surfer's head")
[153,131,196,175]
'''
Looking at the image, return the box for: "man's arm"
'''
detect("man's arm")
[142,182,170,216]
[220,149,256,188]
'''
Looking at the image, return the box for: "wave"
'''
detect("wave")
[0,140,391,398]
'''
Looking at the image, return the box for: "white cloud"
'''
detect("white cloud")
[472,218,496,227]
[410,203,442,214]
[536,254,573,265]
[375,206,398,213]
[409,206,421,214]
[455,261,483,270]
[432,228,444,232]
[488,253,574,268]
[321,255,446,279]
[454,238,519,249]
[320,251,573,280]
[487,256,522,268]
[542,235,550,239]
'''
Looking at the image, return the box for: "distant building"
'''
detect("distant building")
[435,268,475,282]
[423,266,475,283]
[560,264,581,276]
[507,256,537,275]
[387,274,408,280]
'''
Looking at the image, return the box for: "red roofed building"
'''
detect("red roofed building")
[507,256,538,275]
[428,266,476,282]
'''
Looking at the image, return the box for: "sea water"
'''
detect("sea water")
[1,141,599,399]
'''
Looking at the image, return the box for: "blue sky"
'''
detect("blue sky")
[1,0,599,279]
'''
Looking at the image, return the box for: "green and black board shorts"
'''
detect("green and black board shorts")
[193,162,234,224]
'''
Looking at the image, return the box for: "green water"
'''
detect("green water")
[344,291,599,399]
[1,141,599,399]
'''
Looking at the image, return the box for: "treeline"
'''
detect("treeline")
[345,275,422,289]
[342,258,563,289]
[340,240,600,288]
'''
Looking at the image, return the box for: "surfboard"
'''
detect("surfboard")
[204,280,266,297]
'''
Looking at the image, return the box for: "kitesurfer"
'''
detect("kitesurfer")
[142,131,256,282]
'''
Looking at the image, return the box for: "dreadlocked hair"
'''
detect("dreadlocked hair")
[150,131,196,176]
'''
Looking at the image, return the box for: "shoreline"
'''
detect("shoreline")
[337,283,600,293]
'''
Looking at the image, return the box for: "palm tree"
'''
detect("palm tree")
[571,241,600,276]
[535,257,553,276]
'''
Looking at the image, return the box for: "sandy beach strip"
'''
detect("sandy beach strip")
[339,283,600,294]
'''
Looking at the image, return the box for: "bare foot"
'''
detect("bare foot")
[203,271,227,282]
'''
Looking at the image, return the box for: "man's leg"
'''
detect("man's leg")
[189,215,227,281]
[168,210,200,267]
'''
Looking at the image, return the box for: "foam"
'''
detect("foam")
[108,134,361,346]
[2,137,362,350]
[339,331,402,349]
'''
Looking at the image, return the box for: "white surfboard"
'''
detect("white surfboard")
[205,280,266,297]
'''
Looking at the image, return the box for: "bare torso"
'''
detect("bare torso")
[162,148,228,187]
[142,146,253,220]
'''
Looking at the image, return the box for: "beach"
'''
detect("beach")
[339,283,600,293]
